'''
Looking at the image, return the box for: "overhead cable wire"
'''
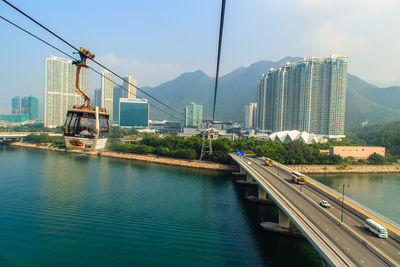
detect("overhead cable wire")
[0,15,181,122]
[2,0,180,115]
[211,0,226,123]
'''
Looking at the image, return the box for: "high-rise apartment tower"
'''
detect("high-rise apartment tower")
[101,70,114,124]
[244,102,257,129]
[256,55,347,137]
[44,56,89,127]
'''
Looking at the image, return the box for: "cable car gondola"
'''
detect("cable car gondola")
[63,48,110,151]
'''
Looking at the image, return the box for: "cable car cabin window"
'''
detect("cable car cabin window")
[65,113,78,136]
[64,112,96,138]
[63,114,72,133]
[99,114,110,138]
[77,113,96,138]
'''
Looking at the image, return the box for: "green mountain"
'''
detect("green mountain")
[140,58,400,128]
[140,57,302,121]
[346,74,400,127]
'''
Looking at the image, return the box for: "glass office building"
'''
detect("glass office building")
[256,55,347,137]
[113,75,136,124]
[94,88,102,108]
[119,98,149,127]
[184,102,203,127]
[21,95,39,120]
[44,56,89,127]
[11,96,21,115]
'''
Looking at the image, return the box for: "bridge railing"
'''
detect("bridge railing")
[267,157,400,233]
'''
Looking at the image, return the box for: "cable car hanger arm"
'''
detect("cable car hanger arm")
[72,47,95,107]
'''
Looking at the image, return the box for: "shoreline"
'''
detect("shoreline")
[6,142,400,174]
[7,142,238,172]
[289,164,400,174]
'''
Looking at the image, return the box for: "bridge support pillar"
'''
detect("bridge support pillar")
[258,187,267,200]
[246,174,254,183]
[279,209,290,229]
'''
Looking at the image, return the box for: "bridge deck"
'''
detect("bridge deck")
[232,154,400,267]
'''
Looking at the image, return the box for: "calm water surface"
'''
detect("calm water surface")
[312,173,400,224]
[0,146,321,266]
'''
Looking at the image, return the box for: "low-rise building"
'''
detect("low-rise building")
[329,146,385,160]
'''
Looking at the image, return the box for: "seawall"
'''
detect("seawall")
[289,164,400,174]
[8,142,237,172]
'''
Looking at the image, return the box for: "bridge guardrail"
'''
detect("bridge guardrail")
[267,157,400,243]
[232,155,353,266]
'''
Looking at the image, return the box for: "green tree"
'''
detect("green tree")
[368,153,386,165]
[173,148,197,160]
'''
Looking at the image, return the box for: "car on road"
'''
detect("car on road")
[320,200,331,208]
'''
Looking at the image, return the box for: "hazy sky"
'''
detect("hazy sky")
[1,0,400,110]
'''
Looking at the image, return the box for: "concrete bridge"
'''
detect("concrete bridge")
[0,132,62,142]
[231,154,400,266]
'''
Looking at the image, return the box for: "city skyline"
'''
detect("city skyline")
[1,0,400,110]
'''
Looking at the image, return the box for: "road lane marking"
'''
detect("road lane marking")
[347,247,351,251]
[361,260,365,264]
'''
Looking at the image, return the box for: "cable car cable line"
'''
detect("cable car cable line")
[211,0,226,123]
[0,15,181,123]
[2,0,180,115]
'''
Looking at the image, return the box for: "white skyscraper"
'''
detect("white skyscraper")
[101,70,114,122]
[44,56,89,127]
[123,75,137,99]
[244,102,257,129]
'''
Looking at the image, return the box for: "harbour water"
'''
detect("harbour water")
[0,146,321,266]
[312,173,400,224]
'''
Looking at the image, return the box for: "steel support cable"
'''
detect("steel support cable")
[2,0,180,115]
[211,0,226,123]
[0,15,180,122]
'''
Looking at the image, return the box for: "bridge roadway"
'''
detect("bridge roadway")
[232,154,400,267]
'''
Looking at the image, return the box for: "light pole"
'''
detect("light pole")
[338,184,350,224]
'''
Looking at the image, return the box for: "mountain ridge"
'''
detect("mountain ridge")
[139,58,400,128]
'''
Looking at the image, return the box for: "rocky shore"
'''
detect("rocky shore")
[8,142,237,172]
[8,142,400,174]
[290,164,400,174]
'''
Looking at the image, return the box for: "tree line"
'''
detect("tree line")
[14,121,400,165]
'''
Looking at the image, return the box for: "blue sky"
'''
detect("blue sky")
[1,0,400,111]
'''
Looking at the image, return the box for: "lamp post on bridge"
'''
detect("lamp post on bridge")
[338,184,350,224]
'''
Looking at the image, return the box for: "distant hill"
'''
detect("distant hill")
[139,58,400,128]
[140,57,302,121]
[346,74,400,127]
